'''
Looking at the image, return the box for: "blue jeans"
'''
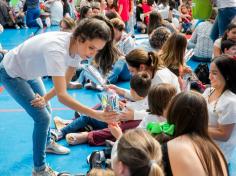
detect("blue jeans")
[61,115,107,136]
[210,7,236,42]
[107,59,131,84]
[26,7,40,28]
[0,64,51,171]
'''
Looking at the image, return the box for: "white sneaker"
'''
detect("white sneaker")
[32,166,58,176]
[36,18,44,28]
[45,17,51,27]
[46,140,70,154]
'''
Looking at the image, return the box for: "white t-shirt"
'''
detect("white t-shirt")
[203,88,236,162]
[153,67,181,93]
[138,114,166,129]
[214,38,222,48]
[3,32,81,80]
[49,0,63,25]
[213,38,222,58]
[126,98,149,120]
[217,0,236,9]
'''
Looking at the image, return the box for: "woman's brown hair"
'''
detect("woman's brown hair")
[148,83,176,116]
[160,33,187,73]
[125,49,164,78]
[110,18,125,32]
[167,91,228,176]
[73,15,121,74]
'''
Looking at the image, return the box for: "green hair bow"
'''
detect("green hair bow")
[146,122,175,136]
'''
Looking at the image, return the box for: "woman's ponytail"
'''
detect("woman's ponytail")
[147,51,163,74]
[149,161,164,176]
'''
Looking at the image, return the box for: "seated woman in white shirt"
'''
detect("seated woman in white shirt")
[203,55,236,163]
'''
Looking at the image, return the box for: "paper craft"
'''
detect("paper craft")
[83,65,107,86]
[97,90,120,113]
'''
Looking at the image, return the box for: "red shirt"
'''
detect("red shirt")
[142,3,151,24]
[118,0,129,22]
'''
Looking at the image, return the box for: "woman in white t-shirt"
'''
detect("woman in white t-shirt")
[213,23,236,57]
[125,48,180,92]
[112,48,180,122]
[203,55,236,163]
[0,16,118,176]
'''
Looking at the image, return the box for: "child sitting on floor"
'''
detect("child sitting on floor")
[221,39,236,58]
[51,71,151,145]
[108,83,177,139]
[179,4,192,33]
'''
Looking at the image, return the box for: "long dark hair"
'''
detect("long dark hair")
[160,32,187,74]
[212,55,236,94]
[222,23,236,41]
[92,15,122,74]
[72,15,121,74]
[80,6,91,19]
[167,91,228,176]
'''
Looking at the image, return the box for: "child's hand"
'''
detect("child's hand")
[108,122,122,139]
[104,84,118,92]
[119,106,134,121]
[119,101,126,110]
[105,84,125,96]
[183,66,192,75]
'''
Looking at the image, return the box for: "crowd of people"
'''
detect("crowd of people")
[0,0,236,176]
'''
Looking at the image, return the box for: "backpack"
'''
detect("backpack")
[194,63,210,84]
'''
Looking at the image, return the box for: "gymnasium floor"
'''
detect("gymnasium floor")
[0,27,235,175]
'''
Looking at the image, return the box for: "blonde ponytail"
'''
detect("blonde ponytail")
[149,161,164,176]
[116,129,164,176]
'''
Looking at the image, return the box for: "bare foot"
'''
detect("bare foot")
[66,132,88,145]
[67,82,83,90]
[54,116,72,130]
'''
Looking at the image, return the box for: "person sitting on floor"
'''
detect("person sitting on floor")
[203,55,236,163]
[0,0,21,29]
[188,8,217,62]
[111,128,164,176]
[221,39,236,58]
[110,18,135,55]
[108,83,177,139]
[51,71,151,146]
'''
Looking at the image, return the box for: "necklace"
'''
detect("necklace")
[213,98,219,113]
[208,88,221,113]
